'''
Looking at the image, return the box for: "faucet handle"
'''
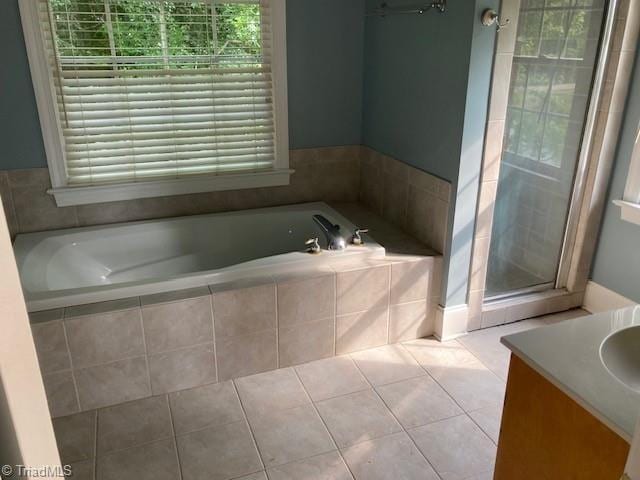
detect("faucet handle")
[351,228,369,245]
[305,237,321,254]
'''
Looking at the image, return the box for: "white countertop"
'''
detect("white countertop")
[501,306,640,443]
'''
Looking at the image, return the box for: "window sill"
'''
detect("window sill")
[613,200,640,226]
[49,169,293,207]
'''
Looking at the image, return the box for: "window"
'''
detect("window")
[503,0,604,176]
[614,123,640,225]
[19,0,289,206]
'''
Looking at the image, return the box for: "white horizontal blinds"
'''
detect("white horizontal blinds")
[39,0,274,185]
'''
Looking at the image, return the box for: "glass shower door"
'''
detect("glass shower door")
[485,0,607,298]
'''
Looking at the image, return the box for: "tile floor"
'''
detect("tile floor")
[54,309,589,480]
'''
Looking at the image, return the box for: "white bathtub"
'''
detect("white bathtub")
[14,202,385,312]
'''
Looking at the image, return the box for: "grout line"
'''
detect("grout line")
[290,368,356,480]
[274,283,279,369]
[466,408,500,447]
[397,342,470,412]
[230,379,266,471]
[70,338,216,376]
[263,450,354,480]
[165,394,185,480]
[60,320,82,413]
[137,309,154,396]
[347,351,444,479]
[90,397,176,458]
[399,341,499,447]
[92,409,98,480]
[291,368,338,451]
[209,295,219,383]
[96,436,177,459]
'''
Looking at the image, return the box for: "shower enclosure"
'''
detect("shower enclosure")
[486,0,610,298]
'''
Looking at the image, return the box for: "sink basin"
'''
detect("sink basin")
[600,325,640,393]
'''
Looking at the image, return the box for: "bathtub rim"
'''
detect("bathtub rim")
[14,202,387,312]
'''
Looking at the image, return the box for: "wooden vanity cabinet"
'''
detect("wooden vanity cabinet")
[494,355,630,480]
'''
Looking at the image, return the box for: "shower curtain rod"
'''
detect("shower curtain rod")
[365,0,446,16]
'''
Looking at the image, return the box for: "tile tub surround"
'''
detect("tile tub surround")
[359,147,452,254]
[0,146,361,238]
[32,254,441,417]
[0,146,452,259]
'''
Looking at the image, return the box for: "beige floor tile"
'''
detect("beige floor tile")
[295,356,369,401]
[376,376,462,429]
[462,471,494,480]
[266,451,353,480]
[53,410,96,464]
[457,319,547,380]
[177,420,263,480]
[404,338,505,411]
[68,460,95,480]
[341,432,439,480]
[236,472,268,480]
[429,364,505,413]
[468,403,503,444]
[350,344,425,386]
[168,381,244,435]
[315,390,402,448]
[409,415,496,480]
[403,338,477,370]
[97,395,173,455]
[456,329,512,381]
[235,368,309,418]
[541,308,589,324]
[97,438,180,480]
[249,404,335,468]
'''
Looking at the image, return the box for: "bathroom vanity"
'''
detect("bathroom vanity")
[495,306,640,480]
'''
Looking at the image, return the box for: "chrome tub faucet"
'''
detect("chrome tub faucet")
[312,214,347,250]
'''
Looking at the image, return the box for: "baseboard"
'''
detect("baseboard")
[434,304,469,341]
[583,281,636,313]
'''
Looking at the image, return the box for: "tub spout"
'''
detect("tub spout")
[312,214,347,250]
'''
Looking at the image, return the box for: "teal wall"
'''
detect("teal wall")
[287,0,364,148]
[590,44,640,303]
[0,1,48,170]
[0,0,365,170]
[361,0,474,183]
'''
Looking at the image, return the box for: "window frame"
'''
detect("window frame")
[19,0,290,207]
[614,122,640,225]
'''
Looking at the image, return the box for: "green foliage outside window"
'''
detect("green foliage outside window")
[50,0,262,69]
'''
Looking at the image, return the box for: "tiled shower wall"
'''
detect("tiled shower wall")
[31,255,440,418]
[0,145,452,254]
[490,163,572,283]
